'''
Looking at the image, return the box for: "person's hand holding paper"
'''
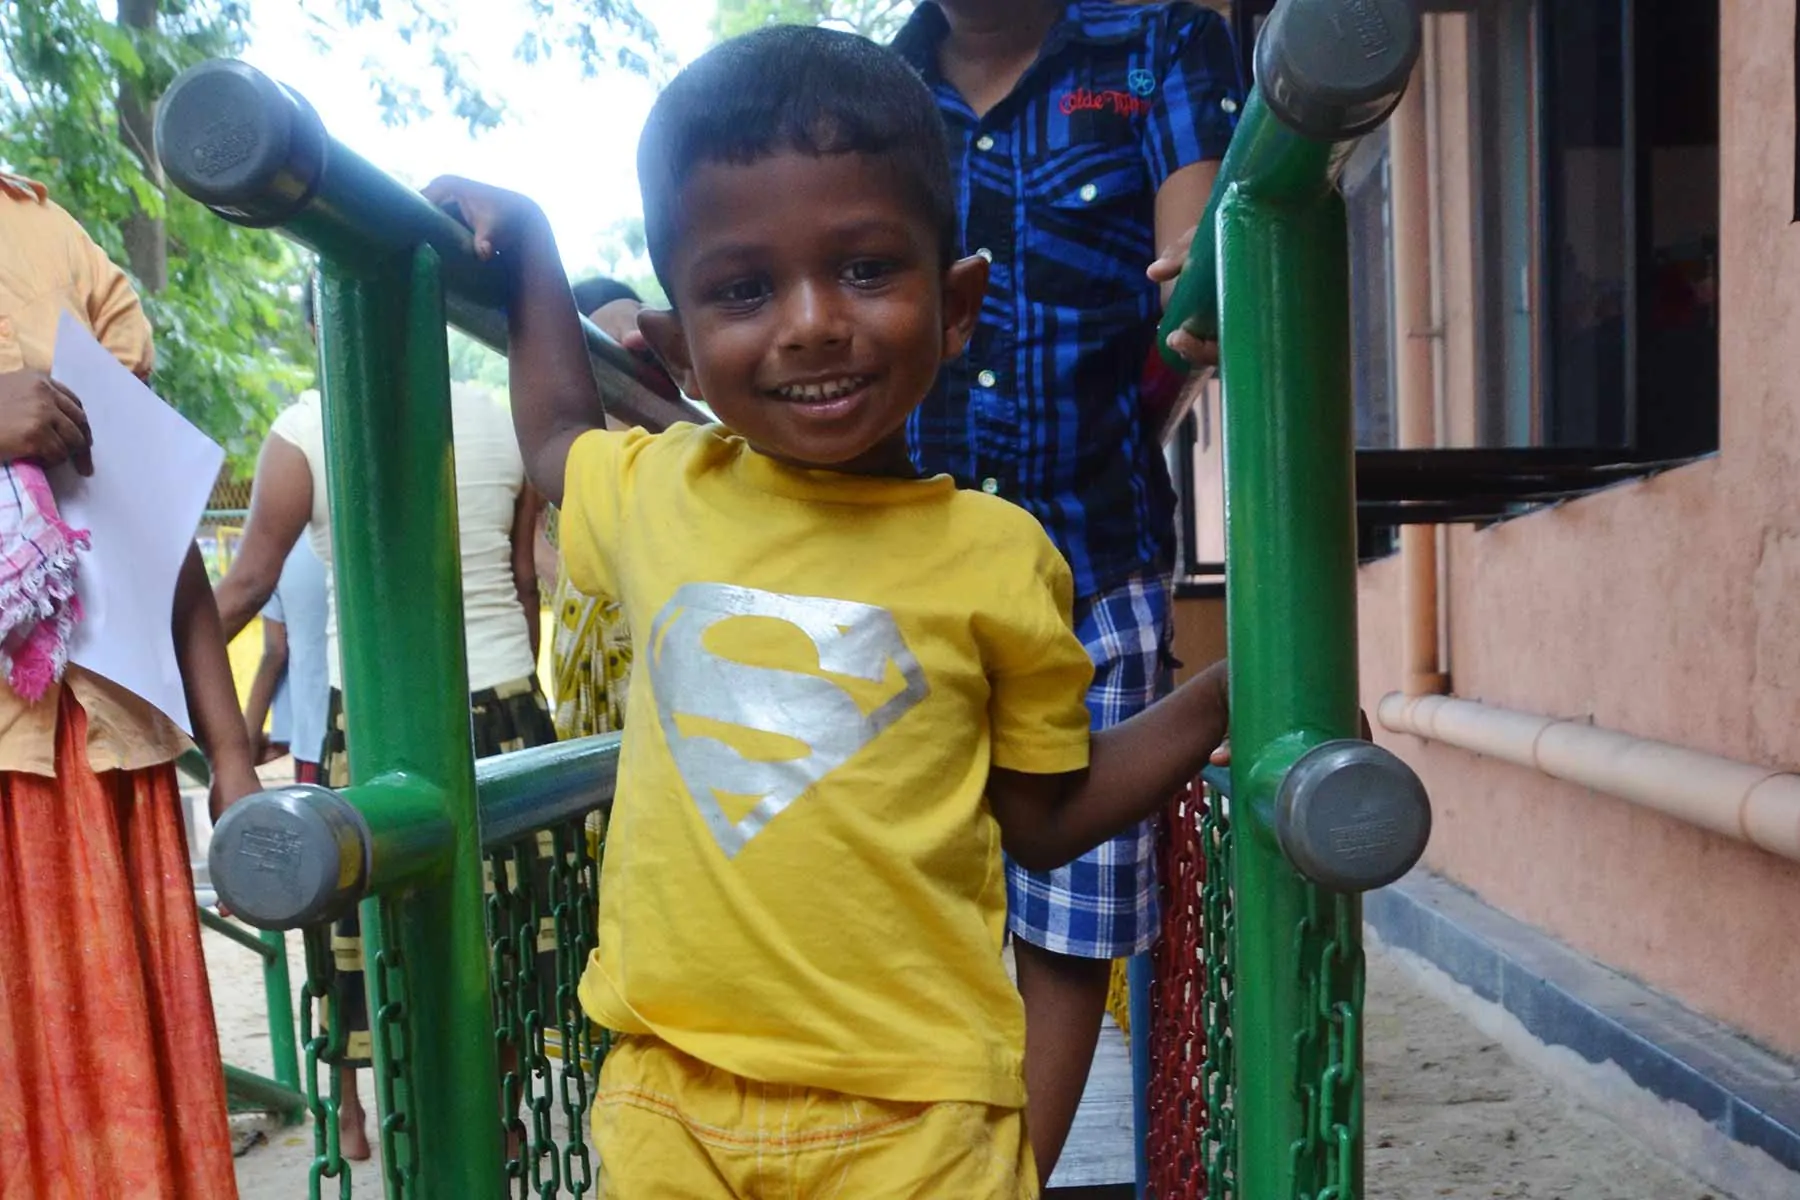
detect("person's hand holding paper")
[50,311,225,734]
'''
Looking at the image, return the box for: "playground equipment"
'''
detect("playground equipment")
[202,906,306,1127]
[157,0,1428,1195]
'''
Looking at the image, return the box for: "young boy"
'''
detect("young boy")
[891,1,1243,1174]
[425,26,1227,1196]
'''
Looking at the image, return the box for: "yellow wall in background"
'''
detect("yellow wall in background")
[228,618,264,715]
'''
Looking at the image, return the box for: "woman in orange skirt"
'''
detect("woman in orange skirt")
[0,173,259,1199]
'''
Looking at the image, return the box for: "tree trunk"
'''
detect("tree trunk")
[117,0,167,293]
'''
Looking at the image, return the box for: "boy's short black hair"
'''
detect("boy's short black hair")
[637,25,956,296]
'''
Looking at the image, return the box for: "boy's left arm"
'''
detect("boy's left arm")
[1142,7,1244,364]
[990,659,1229,872]
[1149,163,1223,369]
[1153,161,1222,306]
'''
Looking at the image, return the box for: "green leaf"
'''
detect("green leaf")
[92,21,143,75]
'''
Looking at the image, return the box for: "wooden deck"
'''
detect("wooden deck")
[1044,1016,1138,1194]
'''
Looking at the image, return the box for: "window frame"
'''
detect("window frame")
[1171,0,1717,556]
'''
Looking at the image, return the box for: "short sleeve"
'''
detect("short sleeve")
[70,204,154,378]
[267,397,317,454]
[559,427,654,602]
[1141,8,1244,187]
[983,539,1095,776]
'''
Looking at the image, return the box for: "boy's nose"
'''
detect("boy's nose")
[778,279,851,351]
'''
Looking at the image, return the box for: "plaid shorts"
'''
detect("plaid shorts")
[1007,572,1173,959]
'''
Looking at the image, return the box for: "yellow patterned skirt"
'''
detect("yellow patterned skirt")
[549,563,633,742]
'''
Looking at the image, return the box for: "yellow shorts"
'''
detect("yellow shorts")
[591,1035,1039,1199]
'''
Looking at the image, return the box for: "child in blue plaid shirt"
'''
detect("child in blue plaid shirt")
[892,0,1244,1179]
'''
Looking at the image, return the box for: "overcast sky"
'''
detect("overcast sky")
[239,1,720,278]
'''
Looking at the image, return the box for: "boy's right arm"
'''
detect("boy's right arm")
[423,177,607,507]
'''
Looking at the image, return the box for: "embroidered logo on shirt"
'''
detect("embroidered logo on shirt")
[1128,69,1157,97]
[1058,87,1153,119]
[647,583,929,858]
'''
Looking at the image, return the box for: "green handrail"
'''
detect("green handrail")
[1159,3,1424,1198]
[155,54,679,1194]
[153,60,702,435]
[1157,0,1420,369]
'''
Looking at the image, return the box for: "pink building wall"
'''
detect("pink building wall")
[1354,0,1800,1059]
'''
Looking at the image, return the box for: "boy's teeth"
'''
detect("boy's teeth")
[780,377,863,402]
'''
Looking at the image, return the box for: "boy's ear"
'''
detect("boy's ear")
[939,255,989,362]
[636,307,701,399]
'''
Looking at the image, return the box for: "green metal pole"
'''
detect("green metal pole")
[1218,176,1363,1200]
[199,906,278,957]
[317,245,503,1196]
[223,1064,310,1125]
[261,929,303,1103]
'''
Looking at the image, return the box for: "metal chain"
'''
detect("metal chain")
[296,807,610,1200]
[372,902,419,1198]
[301,924,353,1200]
[551,819,596,1196]
[1200,778,1238,1200]
[1145,777,1234,1200]
[490,817,612,1200]
[1315,893,1364,1200]
[1290,884,1364,1200]
[1290,886,1321,1194]
[517,833,560,1197]
[489,845,531,1195]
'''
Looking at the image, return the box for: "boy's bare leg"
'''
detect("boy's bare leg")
[1015,938,1113,1185]
[338,1066,372,1161]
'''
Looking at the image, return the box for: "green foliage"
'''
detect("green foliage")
[446,329,510,399]
[0,0,312,471]
[0,0,664,473]
[570,215,665,309]
[325,0,668,135]
[712,0,911,44]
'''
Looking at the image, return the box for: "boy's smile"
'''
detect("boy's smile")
[639,148,987,477]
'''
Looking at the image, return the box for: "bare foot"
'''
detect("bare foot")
[338,1113,372,1162]
[337,1067,373,1162]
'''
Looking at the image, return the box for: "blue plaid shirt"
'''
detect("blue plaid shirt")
[895,1,1241,598]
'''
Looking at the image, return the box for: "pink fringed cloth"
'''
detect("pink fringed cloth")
[0,461,87,702]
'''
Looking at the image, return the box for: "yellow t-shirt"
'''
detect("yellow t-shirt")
[563,423,1094,1108]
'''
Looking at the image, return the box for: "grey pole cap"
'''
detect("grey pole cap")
[154,58,326,226]
[208,785,370,929]
[1275,739,1431,892]
[1256,0,1423,143]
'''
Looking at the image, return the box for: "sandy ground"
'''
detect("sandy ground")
[1361,958,1719,1200]
[207,934,1721,1200]
[209,927,389,1200]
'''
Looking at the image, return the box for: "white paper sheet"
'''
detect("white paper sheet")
[50,311,225,735]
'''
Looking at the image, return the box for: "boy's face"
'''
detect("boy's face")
[639,150,986,476]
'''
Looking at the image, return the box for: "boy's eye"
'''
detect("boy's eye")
[843,259,896,287]
[710,276,771,307]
